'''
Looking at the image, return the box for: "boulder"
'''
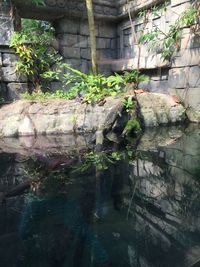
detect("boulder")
[0,93,187,137]
[0,97,125,137]
[136,92,186,127]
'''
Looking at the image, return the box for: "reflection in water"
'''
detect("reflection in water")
[0,125,200,267]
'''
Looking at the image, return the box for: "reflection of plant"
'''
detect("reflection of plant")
[74,152,115,172]
[74,149,136,173]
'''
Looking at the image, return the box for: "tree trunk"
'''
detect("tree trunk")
[85,0,97,75]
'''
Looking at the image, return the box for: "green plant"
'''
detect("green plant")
[0,97,5,104]
[16,0,45,6]
[42,64,126,103]
[43,63,150,103]
[122,96,135,112]
[123,70,149,88]
[32,0,45,5]
[123,119,141,136]
[10,19,59,91]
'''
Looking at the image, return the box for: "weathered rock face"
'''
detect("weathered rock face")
[0,93,186,138]
[137,93,186,127]
[0,97,125,137]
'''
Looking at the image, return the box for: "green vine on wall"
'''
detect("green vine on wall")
[138,4,198,60]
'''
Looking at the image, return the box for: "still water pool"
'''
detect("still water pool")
[0,124,200,267]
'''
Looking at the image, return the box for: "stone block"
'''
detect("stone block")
[78,35,88,48]
[98,22,116,38]
[168,67,188,88]
[104,6,117,16]
[7,83,28,101]
[139,80,169,93]
[0,82,7,98]
[50,81,63,92]
[96,38,111,49]
[60,47,81,59]
[180,28,200,50]
[55,18,80,34]
[2,66,27,82]
[171,0,191,7]
[124,35,132,47]
[2,53,18,66]
[81,48,91,60]
[64,59,81,70]
[111,38,117,49]
[171,2,191,17]
[80,21,98,36]
[169,87,200,111]
[172,48,200,67]
[136,92,186,127]
[81,60,89,73]
[97,49,116,59]
[57,34,78,47]
[0,17,14,45]
[80,22,89,36]
[188,66,200,88]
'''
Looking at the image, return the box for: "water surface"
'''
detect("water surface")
[0,125,200,267]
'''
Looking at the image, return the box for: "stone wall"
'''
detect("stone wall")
[0,0,199,117]
[0,2,28,101]
[54,18,117,76]
[44,0,118,76]
[114,0,200,120]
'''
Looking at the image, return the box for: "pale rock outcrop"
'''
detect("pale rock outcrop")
[137,93,186,127]
[0,93,186,137]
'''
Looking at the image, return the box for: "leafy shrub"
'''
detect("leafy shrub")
[122,96,135,112]
[42,64,126,103]
[123,70,149,88]
[22,62,149,104]
[10,19,59,91]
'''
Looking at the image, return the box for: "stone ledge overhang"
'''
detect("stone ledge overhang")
[98,55,171,72]
[12,0,166,22]
[117,0,166,20]
[12,0,118,21]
